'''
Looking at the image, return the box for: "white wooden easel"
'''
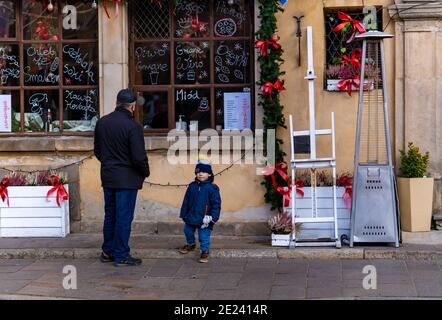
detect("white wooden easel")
[288,26,341,248]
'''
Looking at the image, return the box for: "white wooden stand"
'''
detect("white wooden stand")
[288,26,341,248]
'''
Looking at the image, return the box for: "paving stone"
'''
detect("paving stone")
[415,283,442,298]
[0,280,31,294]
[123,288,164,300]
[198,289,237,300]
[204,273,242,290]
[235,287,271,300]
[135,277,173,290]
[175,266,200,278]
[0,265,29,273]
[306,286,343,299]
[377,284,417,297]
[307,278,342,288]
[146,266,180,277]
[270,285,305,300]
[0,270,46,281]
[160,291,199,300]
[273,273,306,286]
[169,278,207,292]
[342,288,380,298]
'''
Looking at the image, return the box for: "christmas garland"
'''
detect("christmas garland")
[256,0,286,212]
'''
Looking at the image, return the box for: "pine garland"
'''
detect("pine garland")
[256,0,287,212]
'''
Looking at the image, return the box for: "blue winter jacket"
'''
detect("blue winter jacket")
[180,179,221,228]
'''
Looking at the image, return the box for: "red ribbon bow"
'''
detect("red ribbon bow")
[341,48,362,69]
[263,162,304,208]
[104,0,123,19]
[337,75,360,96]
[261,80,285,100]
[0,177,10,207]
[47,175,69,207]
[332,11,366,43]
[338,176,353,209]
[255,36,282,57]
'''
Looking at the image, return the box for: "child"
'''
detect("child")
[179,159,221,263]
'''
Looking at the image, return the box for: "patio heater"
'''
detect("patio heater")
[350,31,400,247]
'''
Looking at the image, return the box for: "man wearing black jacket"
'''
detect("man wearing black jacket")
[94,89,150,267]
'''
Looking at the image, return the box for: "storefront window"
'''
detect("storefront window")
[130,0,254,132]
[0,0,99,135]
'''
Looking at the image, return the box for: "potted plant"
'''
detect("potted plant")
[397,142,433,232]
[0,171,70,237]
[268,212,302,246]
[326,54,377,93]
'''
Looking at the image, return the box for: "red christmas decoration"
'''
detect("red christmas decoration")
[332,11,366,43]
[255,35,282,57]
[261,80,285,99]
[0,177,10,207]
[341,48,362,69]
[46,175,69,207]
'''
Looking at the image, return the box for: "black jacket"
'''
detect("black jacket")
[94,107,150,189]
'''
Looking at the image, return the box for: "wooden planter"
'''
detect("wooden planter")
[0,186,70,238]
[397,177,434,232]
[286,187,351,240]
[326,79,374,92]
[271,233,292,247]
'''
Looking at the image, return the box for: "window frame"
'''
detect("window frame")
[323,7,384,91]
[0,0,99,137]
[128,0,256,135]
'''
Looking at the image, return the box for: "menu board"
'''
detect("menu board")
[64,89,98,121]
[0,45,20,86]
[214,0,251,37]
[175,88,211,130]
[215,41,250,84]
[174,0,210,39]
[62,44,98,86]
[224,92,251,130]
[24,44,60,86]
[135,42,170,85]
[0,94,11,132]
[175,42,210,84]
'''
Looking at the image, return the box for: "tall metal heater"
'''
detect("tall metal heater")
[350,31,399,247]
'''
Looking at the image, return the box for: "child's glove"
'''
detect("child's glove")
[201,215,213,229]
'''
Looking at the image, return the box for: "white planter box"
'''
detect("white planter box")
[271,233,292,247]
[326,79,374,92]
[0,186,70,238]
[285,187,351,240]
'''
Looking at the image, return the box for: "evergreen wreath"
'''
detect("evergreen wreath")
[256,0,287,212]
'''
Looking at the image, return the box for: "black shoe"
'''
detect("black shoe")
[99,252,115,263]
[113,256,142,267]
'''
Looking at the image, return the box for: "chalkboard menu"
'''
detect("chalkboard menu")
[215,41,250,84]
[0,45,20,86]
[24,90,59,132]
[24,44,60,86]
[62,44,98,86]
[134,42,170,85]
[63,89,98,121]
[173,0,210,39]
[175,42,210,84]
[175,88,211,130]
[214,0,251,37]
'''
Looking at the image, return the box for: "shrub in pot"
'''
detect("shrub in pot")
[397,142,433,232]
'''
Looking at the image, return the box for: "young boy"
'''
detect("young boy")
[179,160,221,263]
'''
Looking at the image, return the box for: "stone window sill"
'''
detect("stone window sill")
[0,135,257,152]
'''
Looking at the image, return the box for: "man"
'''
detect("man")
[94,89,150,267]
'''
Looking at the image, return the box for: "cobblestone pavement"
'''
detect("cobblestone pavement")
[0,258,441,300]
